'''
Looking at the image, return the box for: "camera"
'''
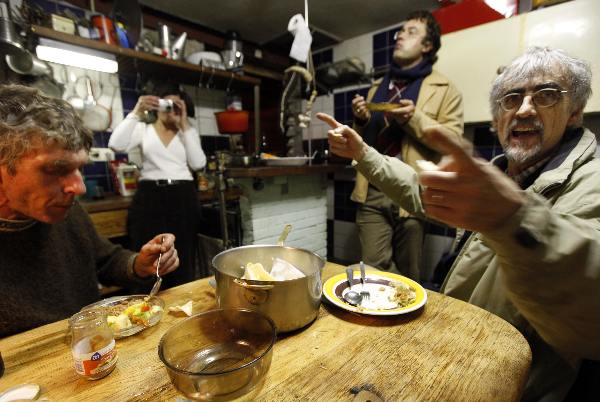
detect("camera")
[158,99,174,112]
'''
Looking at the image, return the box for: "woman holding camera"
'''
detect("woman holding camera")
[109,88,206,289]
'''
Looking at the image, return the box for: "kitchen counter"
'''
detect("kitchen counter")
[226,163,348,178]
[79,188,243,238]
[0,262,532,401]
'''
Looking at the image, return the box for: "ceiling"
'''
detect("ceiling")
[139,0,442,50]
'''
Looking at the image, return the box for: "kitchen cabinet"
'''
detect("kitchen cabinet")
[435,16,521,123]
[435,0,600,123]
[522,0,600,113]
[88,209,128,238]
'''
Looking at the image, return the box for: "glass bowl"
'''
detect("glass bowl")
[158,308,276,401]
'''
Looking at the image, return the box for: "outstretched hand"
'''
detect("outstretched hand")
[317,113,368,161]
[419,128,525,232]
[134,233,179,278]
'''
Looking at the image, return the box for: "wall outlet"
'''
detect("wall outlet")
[89,147,115,162]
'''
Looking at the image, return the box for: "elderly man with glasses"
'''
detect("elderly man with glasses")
[318,47,600,401]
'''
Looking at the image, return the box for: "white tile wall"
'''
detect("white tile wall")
[48,62,124,131]
[236,175,328,259]
[326,181,334,220]
[305,94,334,140]
[182,85,227,136]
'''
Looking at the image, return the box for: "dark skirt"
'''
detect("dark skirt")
[127,180,198,289]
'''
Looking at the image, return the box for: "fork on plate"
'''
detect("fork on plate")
[359,261,370,302]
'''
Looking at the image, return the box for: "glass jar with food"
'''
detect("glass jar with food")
[69,309,118,380]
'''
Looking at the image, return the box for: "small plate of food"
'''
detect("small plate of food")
[366,102,402,112]
[81,295,165,338]
[323,268,427,316]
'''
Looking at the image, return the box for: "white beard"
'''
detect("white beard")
[503,140,543,166]
[503,117,545,166]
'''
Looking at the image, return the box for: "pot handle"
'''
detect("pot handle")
[277,224,292,246]
[233,278,274,290]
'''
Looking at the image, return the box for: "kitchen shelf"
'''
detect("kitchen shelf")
[30,25,260,87]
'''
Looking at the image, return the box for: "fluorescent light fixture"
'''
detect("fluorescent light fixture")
[36,38,118,73]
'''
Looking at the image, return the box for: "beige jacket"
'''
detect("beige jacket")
[351,69,464,217]
[355,128,600,400]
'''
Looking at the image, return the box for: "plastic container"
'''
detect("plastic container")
[91,15,118,46]
[116,164,138,196]
[214,110,249,134]
[70,309,117,380]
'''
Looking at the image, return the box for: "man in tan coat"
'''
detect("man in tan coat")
[351,10,463,280]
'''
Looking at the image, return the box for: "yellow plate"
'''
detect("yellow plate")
[366,102,401,112]
[323,270,427,316]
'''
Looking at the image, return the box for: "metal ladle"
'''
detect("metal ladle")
[343,268,362,306]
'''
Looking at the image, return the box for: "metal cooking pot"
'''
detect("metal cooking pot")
[212,245,325,332]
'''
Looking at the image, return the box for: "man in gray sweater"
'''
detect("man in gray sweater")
[0,84,179,338]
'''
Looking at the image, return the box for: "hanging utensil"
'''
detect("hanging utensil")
[80,75,112,132]
[0,0,27,56]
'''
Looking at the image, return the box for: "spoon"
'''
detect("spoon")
[147,236,165,299]
[359,260,370,301]
[343,268,362,306]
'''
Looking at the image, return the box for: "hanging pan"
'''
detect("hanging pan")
[79,75,112,132]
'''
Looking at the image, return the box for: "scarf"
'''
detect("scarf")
[361,59,433,154]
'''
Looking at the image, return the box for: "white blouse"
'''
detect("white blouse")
[108,114,206,181]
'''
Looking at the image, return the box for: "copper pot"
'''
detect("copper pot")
[214,110,249,134]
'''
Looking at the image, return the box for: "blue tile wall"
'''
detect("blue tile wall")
[333,180,357,222]
[82,161,114,194]
[312,49,333,68]
[201,136,230,155]
[81,71,142,195]
[472,125,502,161]
[372,26,401,70]
[333,87,369,127]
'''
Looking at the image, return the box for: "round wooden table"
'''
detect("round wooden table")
[0,262,531,401]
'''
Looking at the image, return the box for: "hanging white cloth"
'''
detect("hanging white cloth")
[287,13,312,63]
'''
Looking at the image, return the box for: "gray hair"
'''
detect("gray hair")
[489,47,592,123]
[0,84,92,174]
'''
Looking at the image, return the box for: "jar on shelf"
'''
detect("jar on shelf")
[70,309,118,380]
[207,155,217,172]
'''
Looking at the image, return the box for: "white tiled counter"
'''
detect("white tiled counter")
[227,165,346,259]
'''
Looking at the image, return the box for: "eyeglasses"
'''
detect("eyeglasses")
[393,27,420,41]
[497,88,568,112]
